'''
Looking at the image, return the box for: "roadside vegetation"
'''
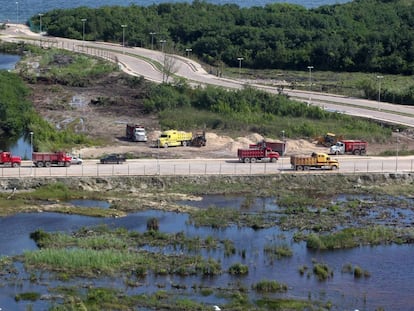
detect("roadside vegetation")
[30,0,414,105]
[0,40,396,153]
[1,175,414,309]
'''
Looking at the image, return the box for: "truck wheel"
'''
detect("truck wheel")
[37,162,44,167]
[45,162,51,167]
[182,141,188,147]
[250,158,257,163]
[12,162,20,168]
[296,165,303,171]
[335,151,340,155]
[332,165,338,170]
[65,162,70,167]
[353,150,360,155]
[361,150,367,155]
[243,158,250,163]
[271,158,277,163]
[164,143,168,148]
[304,166,310,170]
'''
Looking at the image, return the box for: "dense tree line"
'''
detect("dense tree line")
[30,0,414,74]
[0,71,32,136]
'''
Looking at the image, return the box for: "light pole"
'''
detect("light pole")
[29,131,33,157]
[160,39,166,82]
[150,32,156,50]
[81,18,87,46]
[121,24,127,53]
[237,57,243,79]
[38,13,43,34]
[396,129,399,172]
[29,131,33,175]
[15,2,19,24]
[186,48,192,58]
[377,75,383,110]
[307,66,314,105]
[281,130,285,171]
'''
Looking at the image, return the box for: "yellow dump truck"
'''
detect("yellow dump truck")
[156,130,193,148]
[290,152,339,170]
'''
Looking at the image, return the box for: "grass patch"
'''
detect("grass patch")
[15,292,41,301]
[252,279,288,293]
[228,263,249,275]
[312,261,334,281]
[305,226,414,250]
[255,297,314,310]
[264,244,293,259]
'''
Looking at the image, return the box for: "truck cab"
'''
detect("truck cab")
[126,124,147,142]
[157,130,193,148]
[330,142,345,155]
[0,151,22,167]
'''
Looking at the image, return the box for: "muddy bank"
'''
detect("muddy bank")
[1,173,413,193]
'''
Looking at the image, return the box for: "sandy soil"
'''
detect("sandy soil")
[27,73,414,160]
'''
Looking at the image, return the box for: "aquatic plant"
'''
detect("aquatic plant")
[147,217,159,231]
[14,291,41,301]
[313,262,334,281]
[252,279,288,292]
[228,263,249,275]
[305,226,414,250]
[264,244,293,259]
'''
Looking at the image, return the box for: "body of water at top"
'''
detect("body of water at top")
[1,0,350,24]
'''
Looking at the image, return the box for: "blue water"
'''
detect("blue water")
[2,0,351,24]
[0,53,20,70]
[1,194,414,310]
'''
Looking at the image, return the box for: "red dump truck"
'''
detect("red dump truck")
[32,152,72,167]
[0,151,22,167]
[329,140,368,155]
[249,140,286,155]
[238,147,280,163]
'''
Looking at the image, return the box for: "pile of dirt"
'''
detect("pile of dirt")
[27,71,414,159]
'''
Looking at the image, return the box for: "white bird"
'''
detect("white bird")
[213,306,221,311]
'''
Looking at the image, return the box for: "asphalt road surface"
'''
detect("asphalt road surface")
[2,23,414,128]
[1,156,413,178]
[1,24,413,178]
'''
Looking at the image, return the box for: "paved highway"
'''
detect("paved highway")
[2,23,414,128]
[1,156,413,178]
[1,24,413,178]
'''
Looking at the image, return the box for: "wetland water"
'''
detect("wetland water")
[1,195,413,310]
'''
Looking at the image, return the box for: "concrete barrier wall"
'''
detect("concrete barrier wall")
[0,173,413,193]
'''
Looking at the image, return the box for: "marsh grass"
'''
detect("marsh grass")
[228,263,249,275]
[22,182,80,201]
[14,292,40,301]
[256,297,314,310]
[26,226,224,278]
[23,248,144,276]
[312,262,334,281]
[252,279,288,293]
[342,263,370,278]
[188,206,239,228]
[264,244,293,259]
[306,226,414,250]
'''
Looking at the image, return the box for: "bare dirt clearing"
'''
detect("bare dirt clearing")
[28,73,414,160]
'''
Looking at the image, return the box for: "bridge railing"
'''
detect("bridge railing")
[0,157,413,178]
